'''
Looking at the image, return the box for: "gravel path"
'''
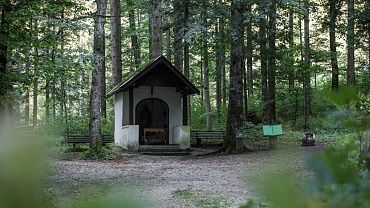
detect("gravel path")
[50,145,316,208]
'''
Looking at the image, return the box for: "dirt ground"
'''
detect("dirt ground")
[50,145,322,208]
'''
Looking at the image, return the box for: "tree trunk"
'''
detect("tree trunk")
[0,0,12,120]
[45,79,50,122]
[150,0,162,58]
[173,0,183,71]
[111,0,122,87]
[224,0,245,153]
[90,0,107,153]
[347,0,355,85]
[32,18,39,127]
[268,0,277,123]
[220,8,227,108]
[259,0,269,123]
[330,0,339,90]
[303,0,311,130]
[202,0,212,130]
[183,0,190,124]
[216,22,222,125]
[128,0,141,69]
[165,18,171,62]
[246,3,253,97]
[288,9,295,89]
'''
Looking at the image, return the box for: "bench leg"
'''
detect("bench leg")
[73,144,76,149]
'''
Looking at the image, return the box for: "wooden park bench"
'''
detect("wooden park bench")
[64,134,114,148]
[190,130,226,147]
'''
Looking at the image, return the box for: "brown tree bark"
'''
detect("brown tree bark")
[202,0,212,130]
[128,0,141,69]
[89,0,107,153]
[329,0,339,90]
[268,0,277,123]
[216,21,222,125]
[150,0,162,59]
[0,0,12,120]
[110,0,122,87]
[32,18,39,127]
[303,0,311,130]
[173,0,183,71]
[259,0,269,123]
[224,0,245,153]
[347,0,355,85]
[288,9,295,89]
[246,3,253,97]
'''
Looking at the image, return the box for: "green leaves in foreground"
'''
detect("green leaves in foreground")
[243,143,370,208]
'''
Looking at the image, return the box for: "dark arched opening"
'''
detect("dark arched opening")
[135,98,169,145]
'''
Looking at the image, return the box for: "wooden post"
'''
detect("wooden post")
[129,88,133,124]
[183,94,188,125]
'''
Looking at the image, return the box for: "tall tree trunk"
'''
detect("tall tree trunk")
[128,0,140,69]
[268,0,276,123]
[183,0,190,78]
[220,7,227,108]
[165,18,171,61]
[259,0,269,123]
[368,0,370,75]
[111,0,122,87]
[288,9,295,89]
[150,0,162,58]
[347,0,355,85]
[202,0,212,130]
[216,21,222,125]
[330,0,339,90]
[90,0,107,153]
[224,0,244,153]
[32,18,39,127]
[173,0,183,71]
[303,0,311,130]
[101,55,106,118]
[183,0,190,124]
[45,79,50,122]
[24,49,31,124]
[25,89,30,124]
[246,3,253,97]
[0,0,12,120]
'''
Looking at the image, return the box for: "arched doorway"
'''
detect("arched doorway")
[135,98,169,145]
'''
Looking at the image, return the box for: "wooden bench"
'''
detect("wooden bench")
[64,134,114,148]
[190,130,226,147]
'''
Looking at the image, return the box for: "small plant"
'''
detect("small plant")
[82,147,116,160]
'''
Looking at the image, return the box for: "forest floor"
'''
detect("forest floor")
[49,143,324,208]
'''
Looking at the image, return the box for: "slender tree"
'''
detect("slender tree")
[329,0,340,89]
[246,2,253,96]
[303,0,311,130]
[202,0,212,130]
[150,0,162,58]
[268,0,277,123]
[224,0,245,153]
[128,0,141,69]
[173,0,183,71]
[347,0,355,85]
[90,0,107,153]
[259,0,269,123]
[111,0,122,87]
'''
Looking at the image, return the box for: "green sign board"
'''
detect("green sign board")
[263,124,283,136]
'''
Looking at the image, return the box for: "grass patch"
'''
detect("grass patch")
[172,189,230,208]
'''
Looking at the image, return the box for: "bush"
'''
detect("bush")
[82,147,116,160]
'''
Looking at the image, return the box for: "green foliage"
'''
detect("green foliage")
[243,142,370,208]
[242,122,270,150]
[82,147,116,160]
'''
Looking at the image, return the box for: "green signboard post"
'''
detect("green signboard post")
[262,124,283,149]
